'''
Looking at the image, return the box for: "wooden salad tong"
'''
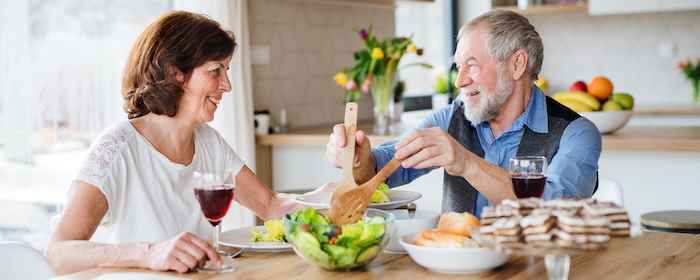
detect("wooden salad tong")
[329,119,433,225]
[328,102,359,223]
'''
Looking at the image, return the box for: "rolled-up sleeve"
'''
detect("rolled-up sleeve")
[371,104,457,188]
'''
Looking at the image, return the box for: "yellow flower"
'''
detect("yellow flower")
[371,47,384,59]
[333,72,348,86]
[407,44,417,52]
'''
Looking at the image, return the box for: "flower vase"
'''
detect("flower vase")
[372,73,397,135]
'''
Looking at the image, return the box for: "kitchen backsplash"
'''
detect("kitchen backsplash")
[248,0,393,129]
[527,10,700,105]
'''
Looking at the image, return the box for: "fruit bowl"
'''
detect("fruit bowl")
[283,208,394,271]
[579,110,633,134]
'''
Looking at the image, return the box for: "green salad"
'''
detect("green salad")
[371,183,390,203]
[250,220,287,242]
[285,207,388,270]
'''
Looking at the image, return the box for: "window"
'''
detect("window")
[395,0,449,97]
[0,0,169,251]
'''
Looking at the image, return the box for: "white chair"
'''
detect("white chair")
[592,178,624,207]
[0,241,58,280]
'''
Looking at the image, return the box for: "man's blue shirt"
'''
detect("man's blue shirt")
[372,86,602,218]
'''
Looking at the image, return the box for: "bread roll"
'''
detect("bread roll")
[413,230,464,248]
[437,211,481,237]
[461,236,480,248]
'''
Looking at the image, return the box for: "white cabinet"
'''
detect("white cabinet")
[662,0,700,11]
[589,0,660,15]
[589,0,700,15]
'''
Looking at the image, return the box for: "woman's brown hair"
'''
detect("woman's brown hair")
[122,11,237,119]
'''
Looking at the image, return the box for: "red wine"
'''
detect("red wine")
[510,174,546,198]
[195,185,234,226]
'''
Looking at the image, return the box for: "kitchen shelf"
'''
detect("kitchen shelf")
[494,3,588,15]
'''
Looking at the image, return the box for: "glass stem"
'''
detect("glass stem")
[213,223,220,252]
[545,253,570,280]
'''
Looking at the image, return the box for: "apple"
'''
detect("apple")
[611,93,634,110]
[601,100,623,111]
[569,81,587,92]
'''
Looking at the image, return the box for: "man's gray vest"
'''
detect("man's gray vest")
[442,96,585,214]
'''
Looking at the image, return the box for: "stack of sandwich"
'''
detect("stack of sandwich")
[413,212,482,248]
[479,197,630,250]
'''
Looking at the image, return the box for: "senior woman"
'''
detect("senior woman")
[45,11,334,274]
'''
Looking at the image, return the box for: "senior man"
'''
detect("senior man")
[325,10,601,217]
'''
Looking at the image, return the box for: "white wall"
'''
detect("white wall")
[457,7,700,106]
[532,10,700,105]
[247,0,395,128]
[599,150,700,224]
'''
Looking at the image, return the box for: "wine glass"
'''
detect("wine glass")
[194,169,236,273]
[508,156,547,198]
[509,156,565,278]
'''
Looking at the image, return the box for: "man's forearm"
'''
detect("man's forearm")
[464,156,517,204]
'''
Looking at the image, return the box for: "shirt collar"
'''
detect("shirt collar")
[522,85,549,134]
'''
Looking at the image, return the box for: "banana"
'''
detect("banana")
[534,76,548,93]
[559,100,594,112]
[552,91,601,111]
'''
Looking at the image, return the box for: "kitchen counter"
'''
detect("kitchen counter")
[257,124,700,152]
[633,105,700,115]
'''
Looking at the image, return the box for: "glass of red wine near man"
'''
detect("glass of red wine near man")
[194,169,236,273]
[508,156,547,198]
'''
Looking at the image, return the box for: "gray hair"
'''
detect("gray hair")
[457,10,543,81]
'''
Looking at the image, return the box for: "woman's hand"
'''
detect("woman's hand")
[309,182,337,194]
[145,232,222,273]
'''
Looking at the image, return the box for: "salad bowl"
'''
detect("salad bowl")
[283,207,394,270]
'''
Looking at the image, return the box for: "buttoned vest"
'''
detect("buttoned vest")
[441,96,591,214]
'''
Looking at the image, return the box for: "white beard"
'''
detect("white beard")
[462,64,514,124]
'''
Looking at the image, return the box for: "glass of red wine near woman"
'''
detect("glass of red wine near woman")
[508,156,547,198]
[194,169,236,273]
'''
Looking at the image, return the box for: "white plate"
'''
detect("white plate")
[219,226,292,252]
[295,190,422,210]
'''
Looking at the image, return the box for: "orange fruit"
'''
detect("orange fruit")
[587,77,614,101]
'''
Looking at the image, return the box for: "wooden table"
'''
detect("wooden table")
[51,231,700,280]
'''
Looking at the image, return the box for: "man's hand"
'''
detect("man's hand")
[325,124,376,183]
[394,126,474,179]
[313,181,338,193]
[144,232,222,273]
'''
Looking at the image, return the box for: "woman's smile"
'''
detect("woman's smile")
[207,96,220,105]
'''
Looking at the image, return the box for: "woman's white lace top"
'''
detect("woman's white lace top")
[73,120,245,244]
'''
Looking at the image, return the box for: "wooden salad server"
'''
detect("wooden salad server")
[329,124,433,225]
[328,102,359,223]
